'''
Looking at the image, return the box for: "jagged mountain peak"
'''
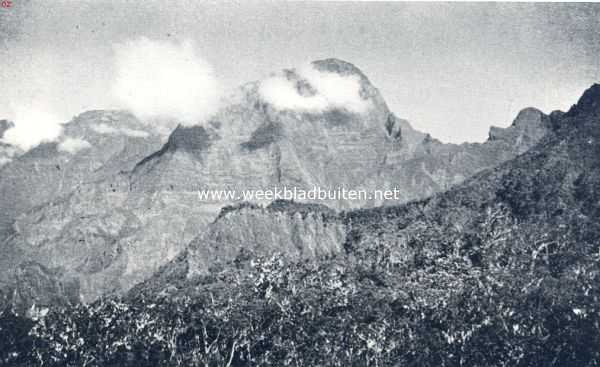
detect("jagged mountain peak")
[542,84,600,145]
[256,58,388,119]
[566,83,600,117]
[311,58,368,78]
[0,111,155,159]
[486,107,550,153]
[158,58,389,156]
[64,109,156,139]
[309,58,384,103]
[511,107,545,127]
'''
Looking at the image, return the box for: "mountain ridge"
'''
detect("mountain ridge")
[132,83,600,304]
[0,59,555,311]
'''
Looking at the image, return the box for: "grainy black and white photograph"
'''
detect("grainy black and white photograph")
[1,1,600,366]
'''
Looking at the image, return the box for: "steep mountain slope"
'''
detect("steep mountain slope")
[0,111,163,308]
[0,111,163,240]
[135,84,600,300]
[1,59,551,310]
[341,84,600,274]
[130,59,551,208]
[185,200,346,278]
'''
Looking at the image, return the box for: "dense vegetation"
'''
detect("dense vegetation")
[2,204,599,366]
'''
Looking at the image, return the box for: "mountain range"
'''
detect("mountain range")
[0,59,554,311]
[130,84,600,299]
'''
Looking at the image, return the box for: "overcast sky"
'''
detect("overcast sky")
[1,1,599,143]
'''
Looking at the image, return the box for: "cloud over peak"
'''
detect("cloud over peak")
[259,64,370,114]
[112,37,221,126]
[1,104,64,151]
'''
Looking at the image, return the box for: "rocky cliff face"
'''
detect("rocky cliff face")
[0,59,553,311]
[186,200,346,277]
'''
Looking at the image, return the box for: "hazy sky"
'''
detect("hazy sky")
[1,1,600,143]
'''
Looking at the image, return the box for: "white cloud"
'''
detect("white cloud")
[1,105,65,151]
[112,37,221,126]
[91,123,150,138]
[0,46,115,153]
[58,137,92,154]
[259,64,370,114]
